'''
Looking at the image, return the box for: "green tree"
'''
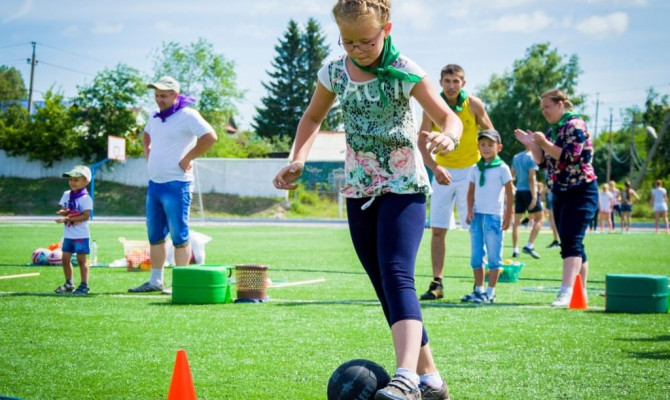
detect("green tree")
[0,66,27,102]
[478,42,583,161]
[642,89,670,178]
[254,18,335,139]
[151,38,245,128]
[0,90,76,167]
[72,63,145,163]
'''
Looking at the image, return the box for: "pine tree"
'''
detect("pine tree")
[254,19,338,139]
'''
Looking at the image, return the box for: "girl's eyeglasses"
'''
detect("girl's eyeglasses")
[338,28,385,51]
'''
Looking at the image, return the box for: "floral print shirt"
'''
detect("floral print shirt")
[543,115,597,191]
[317,54,430,198]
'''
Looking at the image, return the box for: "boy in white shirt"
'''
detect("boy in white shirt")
[55,165,93,295]
[461,130,514,303]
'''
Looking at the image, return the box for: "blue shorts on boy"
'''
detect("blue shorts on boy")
[58,190,93,253]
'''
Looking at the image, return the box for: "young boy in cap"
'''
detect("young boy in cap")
[55,165,93,295]
[461,129,513,303]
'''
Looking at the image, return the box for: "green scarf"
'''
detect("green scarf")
[350,35,422,106]
[549,111,580,140]
[477,156,504,187]
[440,89,467,112]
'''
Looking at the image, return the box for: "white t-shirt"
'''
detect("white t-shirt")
[144,107,214,183]
[599,191,614,212]
[468,163,513,215]
[58,191,93,239]
[652,187,668,211]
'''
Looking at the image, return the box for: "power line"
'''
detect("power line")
[0,42,29,50]
[39,60,93,76]
[38,42,111,65]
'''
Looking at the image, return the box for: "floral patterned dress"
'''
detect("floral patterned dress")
[544,115,597,192]
[317,54,430,199]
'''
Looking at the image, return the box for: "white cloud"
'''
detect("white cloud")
[488,0,537,9]
[90,22,124,35]
[586,0,646,5]
[152,20,190,35]
[395,0,435,30]
[575,12,628,39]
[2,0,33,23]
[61,25,79,36]
[488,11,552,33]
[249,0,328,16]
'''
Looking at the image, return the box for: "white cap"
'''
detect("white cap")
[63,165,92,182]
[147,76,180,92]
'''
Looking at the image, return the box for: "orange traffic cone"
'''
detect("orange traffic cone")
[167,350,197,400]
[569,274,587,310]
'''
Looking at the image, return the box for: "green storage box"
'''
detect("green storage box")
[605,274,668,313]
[172,265,233,304]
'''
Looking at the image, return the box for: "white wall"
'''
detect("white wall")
[0,151,288,198]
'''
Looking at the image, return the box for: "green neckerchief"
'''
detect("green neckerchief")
[349,35,422,106]
[440,89,467,112]
[477,156,504,187]
[549,111,580,141]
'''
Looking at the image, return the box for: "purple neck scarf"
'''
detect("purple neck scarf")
[153,94,197,122]
[68,188,88,211]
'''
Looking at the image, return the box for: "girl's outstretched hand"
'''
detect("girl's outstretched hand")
[273,162,304,190]
[421,130,455,155]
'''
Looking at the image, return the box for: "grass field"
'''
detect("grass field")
[0,222,668,400]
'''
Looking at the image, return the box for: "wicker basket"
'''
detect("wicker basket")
[235,264,269,300]
[118,237,151,271]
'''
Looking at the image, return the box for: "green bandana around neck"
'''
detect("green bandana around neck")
[476,156,504,187]
[349,35,422,106]
[549,111,580,140]
[440,89,467,112]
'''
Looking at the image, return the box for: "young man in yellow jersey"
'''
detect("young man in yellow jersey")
[419,64,495,300]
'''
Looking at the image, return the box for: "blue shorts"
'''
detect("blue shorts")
[146,180,192,246]
[62,238,90,255]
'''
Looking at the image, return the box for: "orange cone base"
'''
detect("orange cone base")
[167,350,197,400]
[569,275,588,310]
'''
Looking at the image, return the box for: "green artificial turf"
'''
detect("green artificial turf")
[0,222,668,399]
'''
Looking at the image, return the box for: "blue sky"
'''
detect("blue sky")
[1,0,668,134]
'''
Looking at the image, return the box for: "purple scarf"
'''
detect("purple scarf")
[153,94,197,122]
[68,188,88,211]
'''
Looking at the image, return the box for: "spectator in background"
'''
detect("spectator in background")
[514,89,598,308]
[540,182,560,248]
[511,145,543,259]
[650,179,669,234]
[609,180,621,229]
[620,180,639,234]
[598,183,615,233]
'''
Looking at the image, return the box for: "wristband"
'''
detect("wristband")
[444,132,460,149]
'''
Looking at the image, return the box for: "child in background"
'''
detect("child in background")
[598,183,614,233]
[650,179,669,234]
[462,129,514,304]
[55,165,93,295]
[540,182,560,248]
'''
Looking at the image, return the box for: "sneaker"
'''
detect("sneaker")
[420,280,444,300]
[551,289,572,307]
[375,374,421,400]
[522,246,541,259]
[55,282,75,293]
[461,291,484,303]
[473,292,495,304]
[419,381,450,400]
[546,240,560,249]
[128,281,163,293]
[73,285,89,296]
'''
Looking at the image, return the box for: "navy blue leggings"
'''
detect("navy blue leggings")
[552,180,599,261]
[347,193,429,346]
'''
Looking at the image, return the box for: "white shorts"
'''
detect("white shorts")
[654,203,668,213]
[429,166,474,230]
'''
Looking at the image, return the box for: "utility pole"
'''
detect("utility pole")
[593,93,600,138]
[606,108,613,182]
[26,41,37,115]
[630,113,635,180]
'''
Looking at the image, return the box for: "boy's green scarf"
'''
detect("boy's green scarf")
[440,89,467,112]
[477,156,503,187]
[549,111,580,140]
[350,35,422,106]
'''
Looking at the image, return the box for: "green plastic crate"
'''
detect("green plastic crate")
[605,274,668,313]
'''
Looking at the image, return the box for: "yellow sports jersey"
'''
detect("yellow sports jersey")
[434,97,480,168]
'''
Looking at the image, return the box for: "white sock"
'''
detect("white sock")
[420,372,443,389]
[526,242,534,249]
[487,286,496,297]
[475,285,485,294]
[513,247,519,252]
[395,368,419,387]
[560,285,572,294]
[149,268,163,286]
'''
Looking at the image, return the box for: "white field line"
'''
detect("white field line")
[0,272,40,280]
[268,278,326,288]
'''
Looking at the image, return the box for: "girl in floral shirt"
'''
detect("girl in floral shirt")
[273,2,462,398]
[514,89,598,308]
